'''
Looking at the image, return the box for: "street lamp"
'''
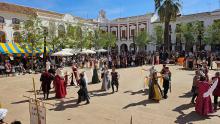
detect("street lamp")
[198,30,202,51]
[43,28,48,69]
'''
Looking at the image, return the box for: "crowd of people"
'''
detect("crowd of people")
[190,63,220,115]
[1,49,220,123]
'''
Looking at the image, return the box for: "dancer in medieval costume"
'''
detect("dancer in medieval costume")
[101,63,110,91]
[92,64,100,84]
[148,71,163,101]
[161,67,171,99]
[71,63,79,86]
[195,72,218,115]
[191,70,200,104]
[40,69,54,99]
[77,73,90,104]
[212,72,220,111]
[111,67,119,93]
[53,69,67,99]
[142,65,156,92]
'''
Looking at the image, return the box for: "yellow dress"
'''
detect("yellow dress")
[153,84,162,101]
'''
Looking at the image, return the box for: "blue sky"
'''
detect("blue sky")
[1,0,220,19]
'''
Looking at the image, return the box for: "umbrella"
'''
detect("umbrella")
[96,49,108,53]
[51,51,73,56]
[0,109,8,120]
[80,49,96,54]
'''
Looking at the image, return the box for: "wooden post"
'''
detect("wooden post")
[32,78,41,124]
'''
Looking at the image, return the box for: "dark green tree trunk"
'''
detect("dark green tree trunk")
[164,21,170,52]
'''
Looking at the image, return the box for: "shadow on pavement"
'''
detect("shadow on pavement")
[122,99,158,109]
[179,92,192,98]
[49,99,79,111]
[124,89,149,96]
[173,103,220,123]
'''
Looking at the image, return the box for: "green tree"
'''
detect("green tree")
[204,20,220,45]
[20,16,44,48]
[153,25,164,45]
[154,0,181,51]
[134,31,151,51]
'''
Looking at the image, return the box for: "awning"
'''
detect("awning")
[0,42,26,56]
[0,42,53,56]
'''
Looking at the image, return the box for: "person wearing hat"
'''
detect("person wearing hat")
[53,68,67,99]
[77,72,90,104]
[195,72,218,115]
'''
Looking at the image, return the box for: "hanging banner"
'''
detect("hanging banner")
[29,99,46,124]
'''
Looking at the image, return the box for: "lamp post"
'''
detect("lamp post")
[43,28,48,69]
[198,30,202,51]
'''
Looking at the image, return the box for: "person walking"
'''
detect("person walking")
[77,73,90,104]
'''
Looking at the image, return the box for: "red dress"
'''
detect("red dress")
[213,77,220,96]
[54,75,67,98]
[72,66,79,85]
[195,81,213,115]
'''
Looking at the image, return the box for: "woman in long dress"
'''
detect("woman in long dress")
[195,73,218,115]
[149,71,163,101]
[101,64,110,91]
[53,69,67,99]
[92,64,100,84]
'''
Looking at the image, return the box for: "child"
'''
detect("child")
[111,67,119,93]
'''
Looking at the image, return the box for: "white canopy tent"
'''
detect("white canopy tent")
[96,48,108,53]
[80,49,96,54]
[51,51,73,56]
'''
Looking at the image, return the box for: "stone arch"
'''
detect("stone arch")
[0,16,4,23]
[129,43,137,53]
[0,31,6,43]
[13,32,20,43]
[12,18,20,24]
[120,44,128,53]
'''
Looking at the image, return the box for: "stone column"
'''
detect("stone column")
[127,23,129,41]
[136,22,139,35]
[118,24,120,41]
[107,23,110,33]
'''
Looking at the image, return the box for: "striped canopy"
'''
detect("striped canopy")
[0,42,53,56]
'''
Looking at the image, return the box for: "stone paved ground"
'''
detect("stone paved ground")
[0,65,220,124]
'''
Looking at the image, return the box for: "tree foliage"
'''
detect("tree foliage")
[204,20,220,44]
[155,0,181,51]
[20,16,44,48]
[134,31,151,50]
[153,25,164,44]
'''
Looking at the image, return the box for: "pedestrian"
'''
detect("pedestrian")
[53,69,66,99]
[161,67,171,99]
[71,63,79,86]
[191,70,200,104]
[77,73,90,104]
[195,72,218,115]
[40,69,54,99]
[149,71,163,102]
[212,72,220,111]
[92,64,100,84]
[101,63,110,91]
[111,67,119,93]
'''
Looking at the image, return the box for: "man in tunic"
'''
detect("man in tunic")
[111,67,119,93]
[161,67,171,99]
[53,69,67,99]
[40,69,54,99]
[77,73,90,104]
